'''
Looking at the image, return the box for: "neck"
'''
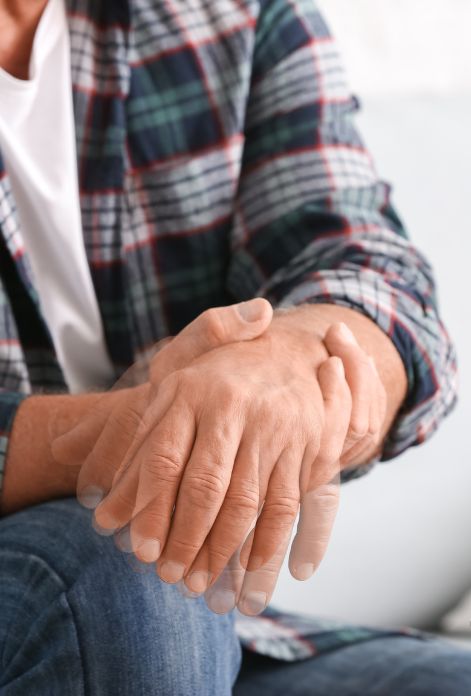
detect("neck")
[0,0,49,79]
[0,0,48,18]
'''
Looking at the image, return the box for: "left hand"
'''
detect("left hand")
[286,321,388,588]
[323,322,388,469]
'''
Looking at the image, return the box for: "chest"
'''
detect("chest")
[0,0,259,385]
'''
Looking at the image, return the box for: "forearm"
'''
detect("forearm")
[0,391,105,516]
[274,303,408,441]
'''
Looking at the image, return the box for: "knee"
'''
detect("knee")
[0,498,241,694]
[72,556,241,694]
[68,523,242,694]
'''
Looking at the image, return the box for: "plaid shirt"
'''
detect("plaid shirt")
[0,0,457,661]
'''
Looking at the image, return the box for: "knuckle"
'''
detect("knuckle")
[314,486,340,512]
[263,494,299,523]
[368,420,381,438]
[207,543,235,566]
[348,417,369,441]
[202,308,227,344]
[168,537,202,556]
[133,506,167,529]
[224,488,259,518]
[217,380,246,412]
[186,470,227,507]
[145,448,182,481]
[221,379,242,400]
[103,487,134,518]
[109,403,144,435]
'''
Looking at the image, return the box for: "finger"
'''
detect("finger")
[289,357,350,580]
[104,371,183,494]
[204,545,248,615]
[76,384,151,509]
[324,323,373,451]
[306,357,351,492]
[339,356,386,467]
[50,336,173,466]
[237,519,293,616]
[155,405,246,584]
[341,358,387,468]
[150,299,273,386]
[183,432,262,594]
[127,394,199,563]
[94,390,192,536]
[289,477,340,581]
[240,447,300,574]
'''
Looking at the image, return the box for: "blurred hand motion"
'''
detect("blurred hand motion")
[52,299,386,616]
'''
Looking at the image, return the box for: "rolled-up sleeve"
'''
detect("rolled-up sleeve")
[226,0,458,465]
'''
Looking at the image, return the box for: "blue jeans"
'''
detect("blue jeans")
[1,499,470,695]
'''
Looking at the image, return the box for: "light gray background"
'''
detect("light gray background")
[273,0,471,629]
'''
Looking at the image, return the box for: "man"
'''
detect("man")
[0,0,468,694]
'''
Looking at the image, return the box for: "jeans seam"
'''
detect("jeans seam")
[63,589,88,696]
[0,547,88,695]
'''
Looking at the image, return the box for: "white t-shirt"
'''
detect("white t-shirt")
[0,0,115,393]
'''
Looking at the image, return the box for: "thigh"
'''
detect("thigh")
[234,635,471,696]
[0,498,241,696]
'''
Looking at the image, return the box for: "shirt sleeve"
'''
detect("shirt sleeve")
[226,0,458,473]
[0,390,29,491]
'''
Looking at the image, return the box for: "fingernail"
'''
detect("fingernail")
[208,589,236,614]
[177,579,201,599]
[78,485,104,509]
[240,591,267,616]
[125,554,154,575]
[92,515,117,537]
[237,299,264,322]
[114,525,133,553]
[187,570,211,594]
[294,563,315,581]
[136,539,161,563]
[94,506,120,532]
[159,560,185,584]
[337,323,356,343]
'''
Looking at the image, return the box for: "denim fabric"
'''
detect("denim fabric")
[234,635,471,695]
[1,498,471,695]
[0,499,241,695]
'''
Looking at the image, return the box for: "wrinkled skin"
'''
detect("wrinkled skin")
[52,299,386,615]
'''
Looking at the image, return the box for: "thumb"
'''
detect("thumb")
[150,298,273,386]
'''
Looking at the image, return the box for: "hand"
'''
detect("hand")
[287,322,387,584]
[91,311,352,616]
[203,351,351,615]
[324,322,387,469]
[51,298,274,508]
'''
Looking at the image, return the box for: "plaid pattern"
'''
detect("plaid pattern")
[0,0,457,660]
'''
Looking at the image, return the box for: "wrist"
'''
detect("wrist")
[1,390,114,516]
[271,304,331,367]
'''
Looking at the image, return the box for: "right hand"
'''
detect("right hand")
[51,298,274,511]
